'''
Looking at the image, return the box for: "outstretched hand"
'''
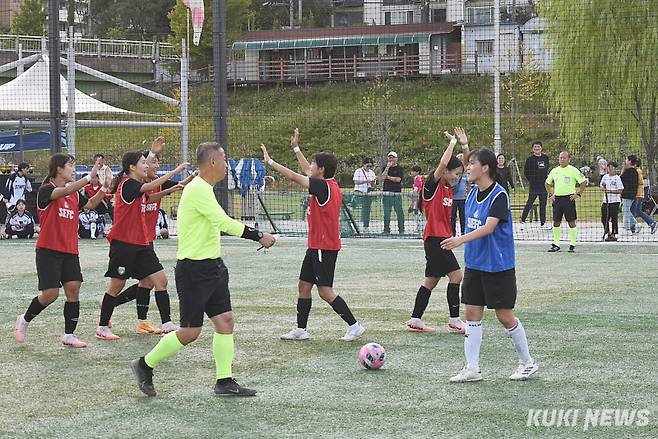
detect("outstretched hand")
[444,131,457,144]
[103,165,113,188]
[151,136,166,154]
[261,144,272,164]
[290,128,300,149]
[90,157,102,179]
[455,127,468,145]
[440,236,463,251]
[175,162,190,173]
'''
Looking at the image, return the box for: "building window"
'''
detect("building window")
[467,6,493,24]
[431,8,447,22]
[476,40,494,56]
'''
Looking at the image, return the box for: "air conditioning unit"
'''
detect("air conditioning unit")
[356,72,366,77]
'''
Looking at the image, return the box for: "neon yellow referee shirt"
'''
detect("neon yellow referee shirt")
[176,177,245,260]
[545,165,586,196]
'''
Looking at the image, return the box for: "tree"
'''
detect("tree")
[90,0,176,39]
[542,0,658,182]
[168,0,252,69]
[11,0,46,35]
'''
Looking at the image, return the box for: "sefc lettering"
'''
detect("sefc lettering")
[442,197,453,207]
[58,207,75,219]
[145,202,158,212]
[467,217,482,230]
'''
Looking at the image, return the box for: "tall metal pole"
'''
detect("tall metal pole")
[48,0,62,154]
[298,0,302,26]
[180,39,189,164]
[67,26,76,156]
[493,0,501,154]
[213,0,229,209]
[289,0,294,28]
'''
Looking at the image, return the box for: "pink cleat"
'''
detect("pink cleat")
[62,334,88,348]
[447,318,467,334]
[95,326,120,341]
[14,314,28,343]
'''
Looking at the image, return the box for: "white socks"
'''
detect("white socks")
[90,222,97,239]
[507,319,533,364]
[464,320,483,370]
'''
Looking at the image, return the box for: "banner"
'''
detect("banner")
[0,130,67,153]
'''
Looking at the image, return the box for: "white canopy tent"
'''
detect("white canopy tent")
[0,55,136,116]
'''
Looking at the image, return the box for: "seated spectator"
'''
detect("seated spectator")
[79,207,104,239]
[84,172,114,220]
[6,199,37,239]
[156,208,169,239]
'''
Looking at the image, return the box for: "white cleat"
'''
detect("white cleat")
[519,222,526,231]
[450,366,483,383]
[14,314,28,343]
[280,327,310,341]
[447,318,466,334]
[541,223,553,230]
[509,361,539,381]
[340,322,366,341]
[61,334,87,348]
[161,321,179,334]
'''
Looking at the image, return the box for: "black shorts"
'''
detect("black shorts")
[553,196,577,222]
[424,237,461,278]
[461,268,517,309]
[176,258,232,327]
[104,240,163,280]
[299,249,338,287]
[36,248,83,290]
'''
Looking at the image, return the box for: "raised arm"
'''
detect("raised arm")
[441,217,501,250]
[84,165,113,210]
[433,131,459,182]
[261,144,309,189]
[147,171,197,202]
[291,128,312,176]
[51,158,101,200]
[455,127,470,166]
[141,162,189,193]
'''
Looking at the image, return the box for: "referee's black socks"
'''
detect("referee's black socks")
[411,286,432,319]
[447,283,461,318]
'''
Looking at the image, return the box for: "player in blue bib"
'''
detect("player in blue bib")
[441,148,538,383]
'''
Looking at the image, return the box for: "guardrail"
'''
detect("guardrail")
[0,35,178,61]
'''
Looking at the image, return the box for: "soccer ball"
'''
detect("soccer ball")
[358,342,386,370]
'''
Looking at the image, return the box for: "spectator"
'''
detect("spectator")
[600,162,623,241]
[597,155,608,184]
[6,199,37,238]
[4,162,32,207]
[520,141,551,230]
[156,208,170,239]
[381,151,405,234]
[352,158,376,232]
[545,151,586,253]
[620,155,640,234]
[78,207,104,239]
[408,165,423,232]
[85,172,114,220]
[495,153,515,193]
[451,153,469,236]
[632,159,657,234]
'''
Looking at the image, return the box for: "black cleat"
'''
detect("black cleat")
[131,358,156,397]
[547,244,561,252]
[214,378,257,397]
[568,245,575,253]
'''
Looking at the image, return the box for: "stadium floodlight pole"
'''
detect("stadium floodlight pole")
[213,0,230,210]
[48,0,62,154]
[493,0,501,155]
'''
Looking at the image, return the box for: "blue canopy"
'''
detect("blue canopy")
[0,130,67,153]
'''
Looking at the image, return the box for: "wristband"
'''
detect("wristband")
[147,151,157,159]
[268,158,274,166]
[85,174,92,183]
[100,186,109,193]
[449,138,457,148]
[463,143,469,149]
[241,226,263,242]
[293,147,301,153]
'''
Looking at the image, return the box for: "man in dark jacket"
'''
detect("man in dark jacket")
[620,155,640,233]
[520,142,550,230]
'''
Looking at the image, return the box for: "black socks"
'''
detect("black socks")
[330,296,357,326]
[99,293,117,326]
[24,296,47,322]
[296,298,312,329]
[64,301,80,334]
[447,283,461,318]
[154,290,171,324]
[136,287,151,320]
[411,286,432,319]
[115,284,138,306]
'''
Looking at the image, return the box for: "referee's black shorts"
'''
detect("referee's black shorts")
[299,249,338,287]
[553,195,577,222]
[36,248,83,291]
[176,258,232,327]
[424,237,461,278]
[461,268,517,309]
[104,240,163,280]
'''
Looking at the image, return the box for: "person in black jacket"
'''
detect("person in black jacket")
[620,155,640,233]
[520,142,550,230]
[496,154,515,193]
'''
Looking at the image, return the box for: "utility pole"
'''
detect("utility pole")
[493,0,501,154]
[49,0,62,154]
[213,0,230,209]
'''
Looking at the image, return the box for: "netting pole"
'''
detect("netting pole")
[48,0,62,154]
[180,39,189,164]
[493,0,501,155]
[67,27,76,156]
[213,0,230,210]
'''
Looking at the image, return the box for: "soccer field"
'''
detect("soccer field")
[1,238,657,438]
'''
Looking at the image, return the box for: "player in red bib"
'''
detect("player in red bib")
[96,149,188,341]
[109,137,195,335]
[261,129,365,341]
[14,154,112,348]
[406,128,470,334]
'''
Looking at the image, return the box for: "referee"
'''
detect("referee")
[131,142,276,397]
[545,151,586,253]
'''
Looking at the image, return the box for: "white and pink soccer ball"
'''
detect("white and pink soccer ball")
[358,343,386,370]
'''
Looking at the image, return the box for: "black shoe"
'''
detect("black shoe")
[547,244,560,252]
[131,358,156,397]
[214,378,257,397]
[568,245,575,253]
